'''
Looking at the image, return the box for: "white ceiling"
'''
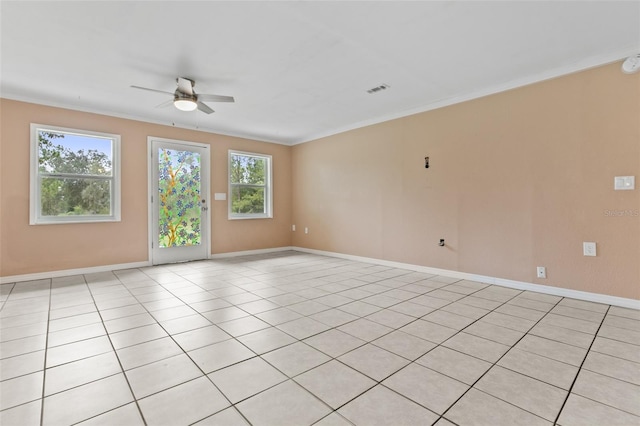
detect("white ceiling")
[2,1,639,145]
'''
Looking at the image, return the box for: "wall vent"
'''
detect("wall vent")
[367,84,390,94]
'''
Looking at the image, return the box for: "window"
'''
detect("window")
[229,150,272,219]
[30,124,121,224]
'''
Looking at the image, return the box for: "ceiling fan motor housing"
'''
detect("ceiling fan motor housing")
[174,90,197,102]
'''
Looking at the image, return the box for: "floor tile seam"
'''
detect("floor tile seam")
[257,338,336,377]
[589,342,640,361]
[1,395,43,414]
[336,349,423,385]
[47,308,100,322]
[529,319,596,336]
[597,323,640,340]
[125,275,229,341]
[556,300,611,313]
[474,317,537,334]
[0,313,58,328]
[84,273,149,426]
[490,304,553,319]
[541,314,605,332]
[289,372,378,413]
[47,318,106,335]
[552,304,612,425]
[488,360,577,393]
[100,309,154,324]
[1,306,51,319]
[312,411,355,426]
[549,308,608,322]
[565,390,640,419]
[205,371,291,407]
[301,335,369,363]
[43,370,124,401]
[382,365,474,416]
[1,294,52,306]
[0,353,46,382]
[468,387,560,424]
[524,330,598,352]
[221,371,334,422]
[38,278,54,426]
[579,362,640,387]
[437,292,567,423]
[0,328,49,344]
[410,282,525,348]
[129,369,212,401]
[350,381,442,420]
[607,310,640,320]
[598,322,640,334]
[117,271,270,422]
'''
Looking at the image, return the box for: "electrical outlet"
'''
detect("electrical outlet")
[292,224,296,231]
[304,227,309,234]
[583,242,596,257]
[536,266,546,279]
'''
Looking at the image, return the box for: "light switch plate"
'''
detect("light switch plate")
[583,242,596,257]
[214,193,227,201]
[614,176,635,190]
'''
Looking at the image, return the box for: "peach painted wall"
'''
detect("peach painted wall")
[0,100,292,276]
[292,62,640,299]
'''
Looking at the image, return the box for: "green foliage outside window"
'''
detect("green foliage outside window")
[38,131,113,217]
[230,154,268,215]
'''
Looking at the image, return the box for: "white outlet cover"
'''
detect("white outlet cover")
[614,176,635,190]
[583,242,597,257]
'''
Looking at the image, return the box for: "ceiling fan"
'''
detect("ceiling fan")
[131,77,234,114]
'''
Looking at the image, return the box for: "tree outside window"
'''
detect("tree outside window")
[30,124,120,224]
[229,151,272,219]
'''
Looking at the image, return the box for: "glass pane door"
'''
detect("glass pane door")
[151,139,209,265]
[158,148,201,248]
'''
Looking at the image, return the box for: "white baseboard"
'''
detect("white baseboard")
[292,247,640,310]
[0,261,152,285]
[3,246,638,311]
[209,246,295,259]
[0,247,297,285]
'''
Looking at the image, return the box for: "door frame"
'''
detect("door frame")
[147,136,211,265]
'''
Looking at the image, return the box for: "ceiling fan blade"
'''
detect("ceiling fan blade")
[198,94,235,103]
[130,85,174,96]
[177,77,193,95]
[155,99,174,108]
[196,101,214,114]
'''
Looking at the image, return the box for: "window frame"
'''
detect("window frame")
[228,150,273,220]
[29,123,121,225]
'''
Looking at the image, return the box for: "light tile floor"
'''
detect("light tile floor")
[1,251,639,426]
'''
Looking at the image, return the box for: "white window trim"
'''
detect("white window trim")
[228,150,272,220]
[30,123,121,225]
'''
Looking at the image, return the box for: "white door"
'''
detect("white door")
[149,138,210,265]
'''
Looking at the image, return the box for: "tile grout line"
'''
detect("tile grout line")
[84,273,149,426]
[4,254,634,425]
[288,281,519,421]
[551,304,611,425]
[150,262,549,424]
[435,291,567,425]
[129,267,256,426]
[134,261,450,423]
[39,278,53,426]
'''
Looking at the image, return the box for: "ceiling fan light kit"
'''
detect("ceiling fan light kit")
[174,97,198,112]
[131,77,235,114]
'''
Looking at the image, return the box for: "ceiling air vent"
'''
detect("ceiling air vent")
[367,84,390,94]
